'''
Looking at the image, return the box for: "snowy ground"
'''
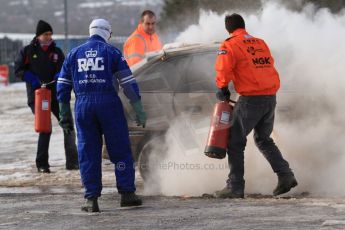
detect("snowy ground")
[0,83,127,190]
[1,83,345,229]
[1,193,345,229]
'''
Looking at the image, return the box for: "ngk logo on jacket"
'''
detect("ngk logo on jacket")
[215,28,280,95]
[252,57,271,65]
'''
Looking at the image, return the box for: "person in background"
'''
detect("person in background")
[57,18,146,212]
[214,13,298,198]
[123,10,162,67]
[15,20,79,173]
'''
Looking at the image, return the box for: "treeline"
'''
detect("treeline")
[0,0,162,36]
[158,0,345,32]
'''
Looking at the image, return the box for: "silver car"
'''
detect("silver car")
[105,43,296,180]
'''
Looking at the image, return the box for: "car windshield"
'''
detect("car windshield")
[136,50,218,92]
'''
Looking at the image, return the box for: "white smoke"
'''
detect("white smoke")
[144,2,345,196]
[143,115,229,196]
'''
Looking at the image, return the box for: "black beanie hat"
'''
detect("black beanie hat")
[36,20,53,36]
[225,13,245,33]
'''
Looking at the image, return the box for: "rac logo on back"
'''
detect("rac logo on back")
[77,49,104,72]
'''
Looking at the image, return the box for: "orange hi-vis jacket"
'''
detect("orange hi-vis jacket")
[123,24,162,67]
[215,28,280,96]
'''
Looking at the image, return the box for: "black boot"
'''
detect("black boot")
[37,167,50,173]
[273,173,298,196]
[66,163,79,170]
[120,193,142,207]
[81,198,100,212]
[214,187,244,198]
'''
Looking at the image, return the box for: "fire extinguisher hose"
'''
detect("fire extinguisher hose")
[40,80,56,88]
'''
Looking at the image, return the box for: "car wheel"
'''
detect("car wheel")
[138,135,167,182]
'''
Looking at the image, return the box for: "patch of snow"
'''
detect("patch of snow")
[0,82,25,91]
[322,220,345,226]
[78,2,114,8]
[54,11,64,17]
[8,0,28,6]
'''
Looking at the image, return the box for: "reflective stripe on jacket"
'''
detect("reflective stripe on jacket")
[123,24,162,67]
[57,35,140,104]
[215,28,280,96]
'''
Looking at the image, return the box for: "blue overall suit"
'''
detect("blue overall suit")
[57,35,140,199]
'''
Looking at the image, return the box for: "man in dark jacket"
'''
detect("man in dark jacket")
[15,20,79,173]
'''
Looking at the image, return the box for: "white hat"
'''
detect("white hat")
[89,19,111,42]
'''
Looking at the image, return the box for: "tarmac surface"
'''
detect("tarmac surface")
[2,190,345,229]
[1,84,345,229]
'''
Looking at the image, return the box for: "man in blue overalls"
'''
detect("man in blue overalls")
[57,19,146,212]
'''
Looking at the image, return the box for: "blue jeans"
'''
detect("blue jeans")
[227,95,292,192]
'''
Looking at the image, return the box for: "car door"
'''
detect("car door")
[132,58,184,131]
[166,50,219,154]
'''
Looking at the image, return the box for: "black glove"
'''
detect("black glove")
[216,87,231,101]
[59,103,74,134]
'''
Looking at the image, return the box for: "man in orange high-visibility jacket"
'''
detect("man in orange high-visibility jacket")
[124,10,162,67]
[214,14,297,198]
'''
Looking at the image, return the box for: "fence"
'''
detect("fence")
[0,34,127,84]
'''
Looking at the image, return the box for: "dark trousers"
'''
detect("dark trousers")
[29,99,78,168]
[227,95,292,192]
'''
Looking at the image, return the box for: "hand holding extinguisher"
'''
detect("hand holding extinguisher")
[216,87,231,102]
[204,87,234,159]
[23,71,41,89]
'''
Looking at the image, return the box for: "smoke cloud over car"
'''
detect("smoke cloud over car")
[144,1,345,196]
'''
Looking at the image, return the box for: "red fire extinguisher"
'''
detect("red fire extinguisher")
[34,84,52,133]
[204,101,233,159]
